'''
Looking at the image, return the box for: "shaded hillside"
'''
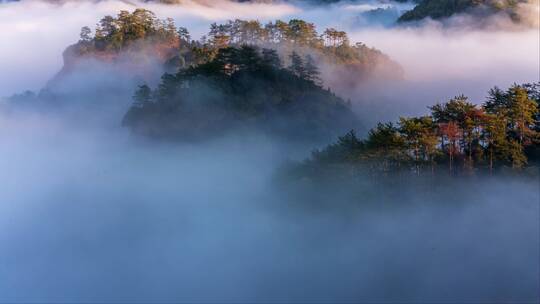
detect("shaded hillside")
[398,0,530,23]
[175,18,402,89]
[122,46,359,141]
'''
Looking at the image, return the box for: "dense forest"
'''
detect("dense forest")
[122,45,357,140]
[65,9,180,65]
[398,0,530,23]
[4,9,402,113]
[287,83,540,180]
[9,9,403,139]
[67,9,401,81]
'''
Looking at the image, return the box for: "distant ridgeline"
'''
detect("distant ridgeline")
[398,0,531,23]
[286,83,540,179]
[144,0,343,4]
[0,0,342,3]
[122,45,359,141]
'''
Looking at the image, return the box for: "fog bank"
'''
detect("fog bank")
[0,111,538,302]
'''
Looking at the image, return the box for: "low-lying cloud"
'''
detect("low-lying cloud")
[0,111,538,302]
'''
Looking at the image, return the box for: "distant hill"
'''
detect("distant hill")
[49,9,402,94]
[145,0,342,3]
[398,0,531,23]
[0,0,344,4]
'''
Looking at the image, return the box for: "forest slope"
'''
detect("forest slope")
[122,46,359,141]
[398,0,532,23]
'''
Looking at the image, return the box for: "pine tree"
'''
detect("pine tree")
[484,86,509,115]
[508,139,527,169]
[133,84,152,107]
[80,26,92,42]
[237,45,261,72]
[367,122,406,171]
[289,51,305,79]
[483,113,508,174]
[507,86,538,145]
[304,54,322,85]
[262,48,281,69]
[178,27,191,43]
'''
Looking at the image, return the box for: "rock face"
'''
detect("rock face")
[47,9,182,90]
[51,38,180,87]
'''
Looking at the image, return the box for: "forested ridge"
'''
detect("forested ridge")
[122,45,358,140]
[288,83,540,180]
[398,0,530,23]
[6,9,401,115]
[68,9,401,81]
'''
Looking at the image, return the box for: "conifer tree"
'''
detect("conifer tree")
[177,27,191,43]
[289,51,306,79]
[80,26,92,42]
[507,86,538,145]
[133,84,152,107]
[304,54,322,85]
[262,48,281,69]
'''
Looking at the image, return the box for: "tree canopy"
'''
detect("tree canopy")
[122,45,358,141]
[75,9,179,54]
[293,83,539,179]
[70,11,401,84]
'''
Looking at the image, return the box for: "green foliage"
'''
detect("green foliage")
[75,9,180,54]
[310,130,365,163]
[73,11,400,84]
[295,83,539,177]
[261,48,281,69]
[303,55,322,85]
[399,116,439,166]
[430,95,475,124]
[289,51,306,78]
[133,84,152,107]
[186,18,401,76]
[122,45,358,141]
